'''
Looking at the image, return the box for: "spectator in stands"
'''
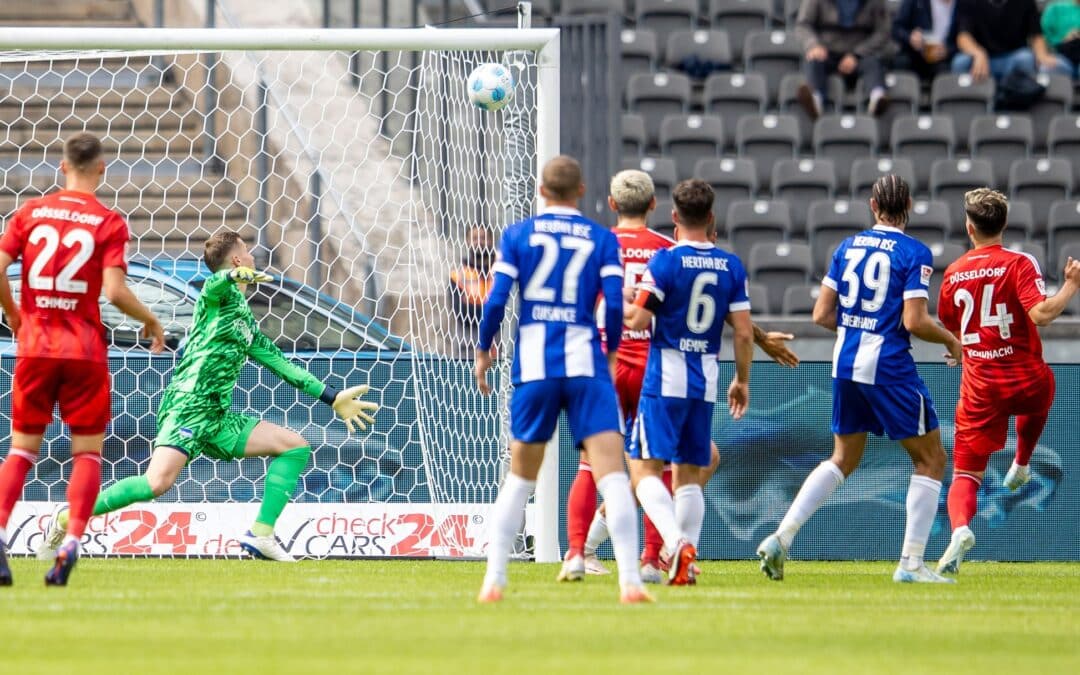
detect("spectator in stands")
[795,0,893,120]
[951,0,1069,82]
[892,0,959,81]
[1042,0,1080,79]
[449,225,495,357]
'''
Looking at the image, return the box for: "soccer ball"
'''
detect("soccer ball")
[467,63,515,112]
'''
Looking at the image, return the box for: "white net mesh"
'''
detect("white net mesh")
[0,41,540,557]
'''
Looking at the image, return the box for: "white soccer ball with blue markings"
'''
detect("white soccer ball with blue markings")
[467,63,515,111]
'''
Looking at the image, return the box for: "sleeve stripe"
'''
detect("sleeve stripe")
[639,284,664,302]
[729,301,751,312]
[822,276,838,290]
[903,289,929,300]
[492,261,518,279]
[600,265,624,278]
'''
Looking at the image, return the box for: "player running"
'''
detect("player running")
[474,156,650,604]
[39,230,379,563]
[0,132,166,586]
[756,175,963,584]
[936,188,1080,574]
[622,179,755,585]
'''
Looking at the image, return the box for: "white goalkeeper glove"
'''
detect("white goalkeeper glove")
[229,266,274,284]
[332,384,380,434]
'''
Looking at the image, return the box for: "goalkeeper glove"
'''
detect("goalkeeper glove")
[331,384,380,434]
[229,266,274,284]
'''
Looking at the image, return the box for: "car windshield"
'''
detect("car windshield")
[245,284,370,352]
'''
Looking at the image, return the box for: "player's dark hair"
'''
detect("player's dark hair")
[672,179,714,228]
[870,174,911,227]
[63,132,103,172]
[205,231,244,271]
[964,188,1009,237]
[542,155,583,202]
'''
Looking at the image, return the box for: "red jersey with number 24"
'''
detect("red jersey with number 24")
[937,244,1048,397]
[613,225,674,370]
[0,190,129,363]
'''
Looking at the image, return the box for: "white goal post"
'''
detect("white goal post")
[0,27,563,563]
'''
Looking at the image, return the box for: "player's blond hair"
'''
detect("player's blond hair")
[964,188,1009,237]
[609,170,655,217]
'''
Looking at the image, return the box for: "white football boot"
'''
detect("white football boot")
[1003,462,1031,492]
[239,531,296,562]
[937,525,976,575]
[37,503,69,561]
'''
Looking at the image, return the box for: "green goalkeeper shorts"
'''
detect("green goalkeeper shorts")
[155,390,259,462]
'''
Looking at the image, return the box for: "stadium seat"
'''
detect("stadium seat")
[930,73,994,151]
[813,114,878,190]
[1048,200,1080,261]
[782,283,821,316]
[771,158,837,236]
[704,72,767,150]
[1056,242,1080,284]
[778,73,845,151]
[747,281,771,314]
[561,0,626,16]
[1030,74,1074,152]
[743,30,803,104]
[807,199,874,273]
[850,157,917,201]
[928,242,968,313]
[727,199,793,263]
[619,29,659,95]
[626,71,692,149]
[696,158,757,234]
[906,199,951,248]
[636,0,697,49]
[1002,240,1048,279]
[1003,200,1036,242]
[622,156,678,198]
[891,115,956,194]
[660,113,725,180]
[709,0,772,62]
[1009,158,1072,230]
[649,197,675,230]
[782,0,802,25]
[622,113,646,158]
[969,114,1033,189]
[664,30,732,77]
[858,72,920,150]
[748,241,813,314]
[735,113,800,191]
[1048,114,1080,191]
[930,158,995,235]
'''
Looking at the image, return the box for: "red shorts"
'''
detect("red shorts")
[12,357,111,435]
[615,360,646,426]
[952,368,1054,473]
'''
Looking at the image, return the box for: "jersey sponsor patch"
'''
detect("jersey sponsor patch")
[921,265,933,286]
[1036,278,1046,296]
[179,427,195,438]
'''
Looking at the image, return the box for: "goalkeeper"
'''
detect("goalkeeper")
[40,231,379,562]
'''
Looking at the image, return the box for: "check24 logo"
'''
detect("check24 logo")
[110,510,197,554]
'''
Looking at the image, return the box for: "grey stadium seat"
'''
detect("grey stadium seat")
[807,199,874,273]
[906,200,951,248]
[636,0,697,49]
[709,0,772,62]
[736,113,800,191]
[619,30,659,95]
[778,73,845,151]
[749,241,813,315]
[1048,200,1080,260]
[660,113,725,180]
[850,157,917,201]
[1056,242,1080,284]
[626,71,692,149]
[622,156,678,198]
[1002,200,1035,242]
[931,73,994,151]
[743,30,803,104]
[696,158,758,235]
[704,72,767,150]
[969,114,1033,189]
[1030,74,1074,152]
[782,283,821,316]
[858,71,920,150]
[930,158,995,235]
[727,199,793,263]
[622,113,646,158]
[747,281,771,315]
[561,0,626,16]
[891,115,957,195]
[1009,158,1072,231]
[929,242,968,313]
[665,30,733,75]
[771,158,837,236]
[649,197,675,231]
[813,114,878,190]
[1048,115,1080,191]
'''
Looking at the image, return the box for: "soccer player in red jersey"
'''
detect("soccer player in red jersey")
[0,133,165,586]
[936,189,1080,575]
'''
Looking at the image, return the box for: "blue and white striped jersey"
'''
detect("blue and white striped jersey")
[823,224,934,386]
[478,207,624,385]
[638,241,751,402]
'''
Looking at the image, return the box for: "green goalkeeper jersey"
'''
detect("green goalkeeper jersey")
[166,270,327,407]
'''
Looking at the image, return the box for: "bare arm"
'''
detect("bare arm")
[727,309,754,420]
[955,31,984,58]
[724,315,799,367]
[1029,259,1080,327]
[903,297,962,363]
[0,251,17,334]
[624,296,653,332]
[102,266,165,353]
[812,283,839,332]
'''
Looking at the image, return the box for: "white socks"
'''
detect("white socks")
[901,475,942,570]
[597,472,643,587]
[635,474,683,552]
[777,461,845,550]
[674,484,704,547]
[482,473,535,589]
[583,510,608,557]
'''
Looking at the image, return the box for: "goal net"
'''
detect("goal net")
[0,27,560,560]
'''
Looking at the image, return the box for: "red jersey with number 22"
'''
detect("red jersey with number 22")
[0,190,129,363]
[937,244,1048,397]
[613,225,674,370]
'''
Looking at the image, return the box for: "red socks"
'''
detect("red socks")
[947,473,981,530]
[1014,414,1047,467]
[0,449,35,529]
[565,461,596,557]
[66,453,103,540]
[641,469,673,563]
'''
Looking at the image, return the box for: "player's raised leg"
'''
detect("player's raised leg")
[238,421,312,563]
[1005,409,1050,491]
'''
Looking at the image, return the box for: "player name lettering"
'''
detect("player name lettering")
[623,247,660,260]
[533,220,591,238]
[30,206,105,226]
[623,328,651,340]
[531,305,577,322]
[948,267,1006,285]
[840,313,879,330]
[681,256,728,271]
[678,338,710,353]
[966,345,1014,359]
[35,295,78,310]
[851,236,897,251]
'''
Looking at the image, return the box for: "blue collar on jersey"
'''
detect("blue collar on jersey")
[673,240,716,249]
[539,206,582,216]
[872,224,904,234]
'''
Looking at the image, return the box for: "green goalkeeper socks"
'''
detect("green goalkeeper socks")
[93,475,155,516]
[253,446,311,536]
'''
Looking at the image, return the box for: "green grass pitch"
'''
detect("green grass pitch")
[4,558,1079,674]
